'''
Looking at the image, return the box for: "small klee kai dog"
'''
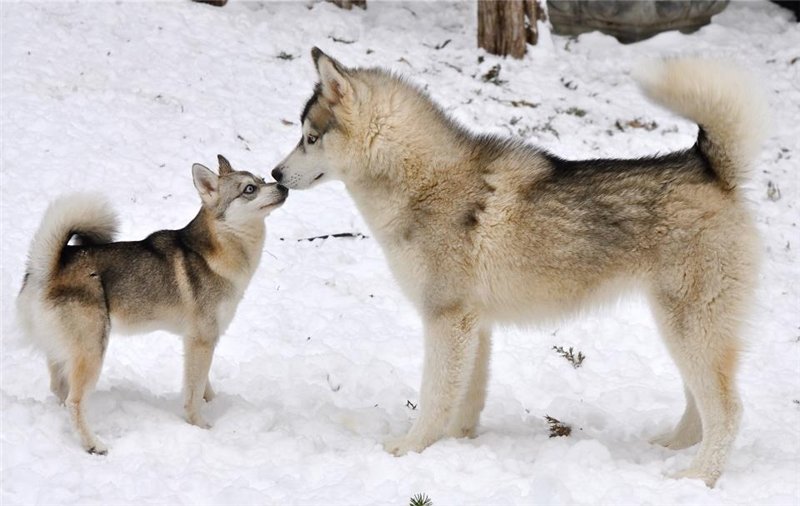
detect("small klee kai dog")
[17,155,287,454]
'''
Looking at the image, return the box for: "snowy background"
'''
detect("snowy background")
[2,1,798,504]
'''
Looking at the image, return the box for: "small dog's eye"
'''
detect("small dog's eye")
[306,134,318,145]
[243,184,256,194]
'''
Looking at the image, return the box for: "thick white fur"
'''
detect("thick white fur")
[18,194,118,361]
[635,57,769,188]
[24,193,118,281]
[276,52,765,487]
[18,174,283,454]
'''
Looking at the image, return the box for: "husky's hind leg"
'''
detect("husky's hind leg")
[650,248,752,487]
[446,326,491,439]
[650,383,702,449]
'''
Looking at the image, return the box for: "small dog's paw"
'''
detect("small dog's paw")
[53,392,68,406]
[86,441,108,456]
[383,435,429,456]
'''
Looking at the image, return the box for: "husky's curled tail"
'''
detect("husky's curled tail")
[23,193,118,283]
[635,58,769,190]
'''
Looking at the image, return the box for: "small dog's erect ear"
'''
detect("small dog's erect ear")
[311,46,352,105]
[217,154,233,175]
[311,46,325,66]
[192,163,220,205]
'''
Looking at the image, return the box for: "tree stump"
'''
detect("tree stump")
[524,0,541,45]
[328,0,367,10]
[192,0,227,6]
[478,0,540,58]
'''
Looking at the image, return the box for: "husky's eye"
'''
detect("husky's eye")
[306,134,318,145]
[243,184,257,195]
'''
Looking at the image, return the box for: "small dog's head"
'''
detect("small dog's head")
[271,47,360,190]
[192,155,288,225]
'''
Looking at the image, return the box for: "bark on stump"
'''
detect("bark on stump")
[328,0,367,10]
[192,0,228,6]
[478,0,539,58]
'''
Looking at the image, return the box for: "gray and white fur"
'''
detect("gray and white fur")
[272,50,767,487]
[17,155,288,454]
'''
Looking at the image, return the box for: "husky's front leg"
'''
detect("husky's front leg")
[203,380,216,402]
[384,306,480,456]
[446,326,491,439]
[183,335,217,428]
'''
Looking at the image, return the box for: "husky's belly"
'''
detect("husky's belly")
[476,266,645,325]
[110,309,187,337]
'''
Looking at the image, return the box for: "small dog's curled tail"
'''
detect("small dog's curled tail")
[635,57,769,190]
[24,193,118,282]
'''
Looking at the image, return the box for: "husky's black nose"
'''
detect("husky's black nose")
[277,184,289,196]
[272,167,284,183]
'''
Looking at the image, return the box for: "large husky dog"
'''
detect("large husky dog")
[17,156,288,454]
[272,48,766,486]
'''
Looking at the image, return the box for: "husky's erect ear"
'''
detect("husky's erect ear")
[192,163,220,205]
[311,46,352,105]
[217,154,233,176]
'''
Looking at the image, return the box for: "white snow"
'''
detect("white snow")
[2,1,799,504]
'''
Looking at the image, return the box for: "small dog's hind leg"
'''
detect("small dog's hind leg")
[48,358,69,404]
[384,306,480,456]
[65,347,107,455]
[183,336,217,428]
[446,326,492,439]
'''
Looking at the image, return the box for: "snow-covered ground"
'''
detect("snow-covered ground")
[2,1,798,504]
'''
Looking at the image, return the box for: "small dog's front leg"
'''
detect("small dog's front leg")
[384,306,481,456]
[183,336,217,428]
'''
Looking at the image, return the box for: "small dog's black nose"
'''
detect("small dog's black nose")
[277,184,289,196]
[272,167,284,182]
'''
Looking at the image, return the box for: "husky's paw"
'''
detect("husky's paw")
[383,435,430,456]
[203,385,216,403]
[186,415,212,430]
[444,424,478,439]
[650,429,701,450]
[671,466,719,488]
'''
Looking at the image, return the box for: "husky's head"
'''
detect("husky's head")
[272,47,453,190]
[271,47,371,189]
[193,155,288,225]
